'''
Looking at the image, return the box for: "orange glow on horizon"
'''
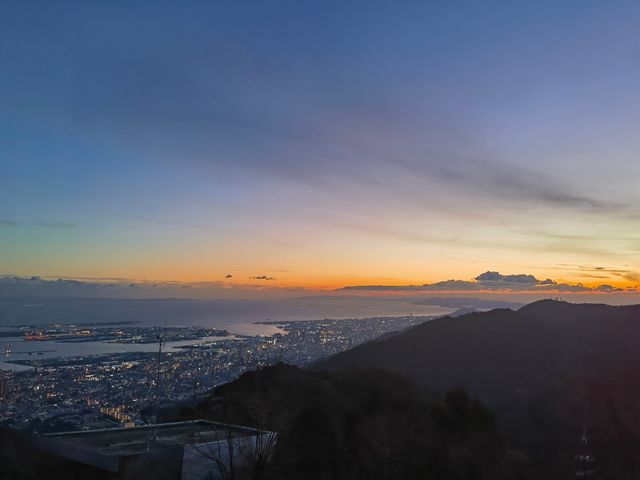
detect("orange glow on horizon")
[16,271,639,294]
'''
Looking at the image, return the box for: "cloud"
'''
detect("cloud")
[0,220,77,229]
[385,152,636,222]
[35,222,76,229]
[251,275,276,281]
[474,271,538,285]
[0,275,298,299]
[0,220,19,227]
[97,212,244,233]
[339,271,638,293]
[0,275,113,288]
[554,264,640,284]
[594,284,624,292]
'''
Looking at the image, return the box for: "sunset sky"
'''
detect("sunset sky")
[2,1,639,295]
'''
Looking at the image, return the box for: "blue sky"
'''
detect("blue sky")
[1,0,639,292]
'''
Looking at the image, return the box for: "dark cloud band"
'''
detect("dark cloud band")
[339,271,632,293]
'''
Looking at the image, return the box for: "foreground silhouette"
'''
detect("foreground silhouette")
[314,300,640,478]
[181,364,514,479]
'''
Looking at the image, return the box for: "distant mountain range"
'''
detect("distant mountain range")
[446,306,482,317]
[406,296,523,309]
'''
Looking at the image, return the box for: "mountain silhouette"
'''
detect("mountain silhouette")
[312,300,640,475]
[314,300,640,403]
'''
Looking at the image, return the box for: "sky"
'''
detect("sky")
[1,1,639,298]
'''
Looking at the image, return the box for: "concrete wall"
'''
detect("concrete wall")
[119,446,183,480]
[32,435,184,479]
[182,433,276,480]
[32,435,120,473]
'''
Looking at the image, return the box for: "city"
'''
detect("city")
[0,315,432,433]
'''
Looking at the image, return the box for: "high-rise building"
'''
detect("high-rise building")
[0,372,8,400]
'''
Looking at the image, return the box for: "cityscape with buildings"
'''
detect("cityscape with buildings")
[0,315,432,433]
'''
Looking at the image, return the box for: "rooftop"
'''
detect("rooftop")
[44,420,261,456]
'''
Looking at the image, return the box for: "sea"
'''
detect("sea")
[0,296,453,371]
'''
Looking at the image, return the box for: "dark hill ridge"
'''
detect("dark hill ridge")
[313,300,640,404]
[518,298,640,321]
[312,299,640,473]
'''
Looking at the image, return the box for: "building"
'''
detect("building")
[0,372,7,400]
[34,420,276,480]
